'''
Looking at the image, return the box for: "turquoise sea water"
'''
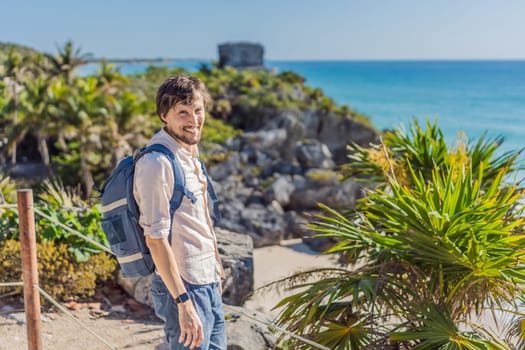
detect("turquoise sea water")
[79,60,525,154]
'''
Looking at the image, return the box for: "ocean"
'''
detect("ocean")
[78,59,525,155]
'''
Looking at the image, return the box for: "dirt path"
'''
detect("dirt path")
[0,298,166,350]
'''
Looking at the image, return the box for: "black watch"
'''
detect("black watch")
[175,292,190,304]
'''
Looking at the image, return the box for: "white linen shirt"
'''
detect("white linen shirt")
[133,129,222,284]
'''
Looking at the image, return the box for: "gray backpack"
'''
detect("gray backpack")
[100,143,220,278]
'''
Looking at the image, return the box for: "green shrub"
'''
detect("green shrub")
[0,180,109,262]
[0,180,116,302]
[0,176,19,240]
[0,239,116,301]
[0,175,16,203]
[305,169,342,186]
[277,71,305,85]
[201,116,242,145]
[34,181,109,262]
[198,150,230,166]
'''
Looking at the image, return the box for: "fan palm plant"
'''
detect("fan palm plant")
[275,119,525,349]
[1,49,40,163]
[45,40,88,83]
[4,77,59,170]
[53,76,110,198]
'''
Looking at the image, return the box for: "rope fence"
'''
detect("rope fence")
[0,203,17,208]
[0,193,330,350]
[37,286,118,350]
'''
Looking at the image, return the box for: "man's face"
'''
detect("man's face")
[162,95,205,150]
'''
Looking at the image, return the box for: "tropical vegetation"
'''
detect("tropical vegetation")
[274,120,525,349]
[1,41,368,198]
[0,176,116,300]
[0,40,369,300]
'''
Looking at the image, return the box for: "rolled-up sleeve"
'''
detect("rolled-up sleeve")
[133,152,174,238]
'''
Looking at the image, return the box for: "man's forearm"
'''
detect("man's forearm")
[145,235,186,298]
[146,235,204,348]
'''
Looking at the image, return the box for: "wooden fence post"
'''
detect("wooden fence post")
[18,189,43,350]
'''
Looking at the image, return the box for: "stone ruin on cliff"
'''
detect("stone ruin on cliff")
[218,42,264,69]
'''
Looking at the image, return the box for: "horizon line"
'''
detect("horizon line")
[86,57,525,64]
[3,40,524,63]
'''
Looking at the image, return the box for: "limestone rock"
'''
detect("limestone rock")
[225,305,278,350]
[283,210,311,239]
[209,153,241,181]
[216,228,254,306]
[118,229,254,308]
[262,175,295,207]
[303,109,379,164]
[289,177,360,211]
[240,203,286,247]
[295,140,335,169]
[242,129,288,159]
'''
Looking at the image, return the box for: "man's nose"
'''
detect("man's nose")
[191,112,202,124]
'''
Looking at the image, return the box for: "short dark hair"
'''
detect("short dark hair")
[155,75,211,120]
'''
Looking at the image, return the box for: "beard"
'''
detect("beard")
[165,126,201,146]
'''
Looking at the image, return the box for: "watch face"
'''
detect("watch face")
[177,292,189,303]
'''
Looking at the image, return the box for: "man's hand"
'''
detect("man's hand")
[145,237,203,347]
[178,301,203,349]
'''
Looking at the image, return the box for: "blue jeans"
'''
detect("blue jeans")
[151,274,227,350]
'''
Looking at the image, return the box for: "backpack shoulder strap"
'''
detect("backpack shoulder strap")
[136,144,197,213]
[200,161,222,224]
[135,143,197,244]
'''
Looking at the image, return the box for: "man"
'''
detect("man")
[133,75,226,350]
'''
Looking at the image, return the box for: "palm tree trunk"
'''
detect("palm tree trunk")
[79,139,94,199]
[10,137,16,164]
[8,127,28,165]
[37,132,50,166]
[10,84,18,164]
[37,131,51,176]
[57,132,68,151]
[80,155,94,199]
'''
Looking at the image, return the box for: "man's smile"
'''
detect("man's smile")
[182,126,200,134]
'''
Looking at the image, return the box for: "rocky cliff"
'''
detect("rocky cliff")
[211,107,378,249]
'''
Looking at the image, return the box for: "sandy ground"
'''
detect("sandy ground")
[0,239,339,350]
[244,238,340,317]
[0,286,166,350]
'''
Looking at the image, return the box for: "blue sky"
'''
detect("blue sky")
[2,0,524,60]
